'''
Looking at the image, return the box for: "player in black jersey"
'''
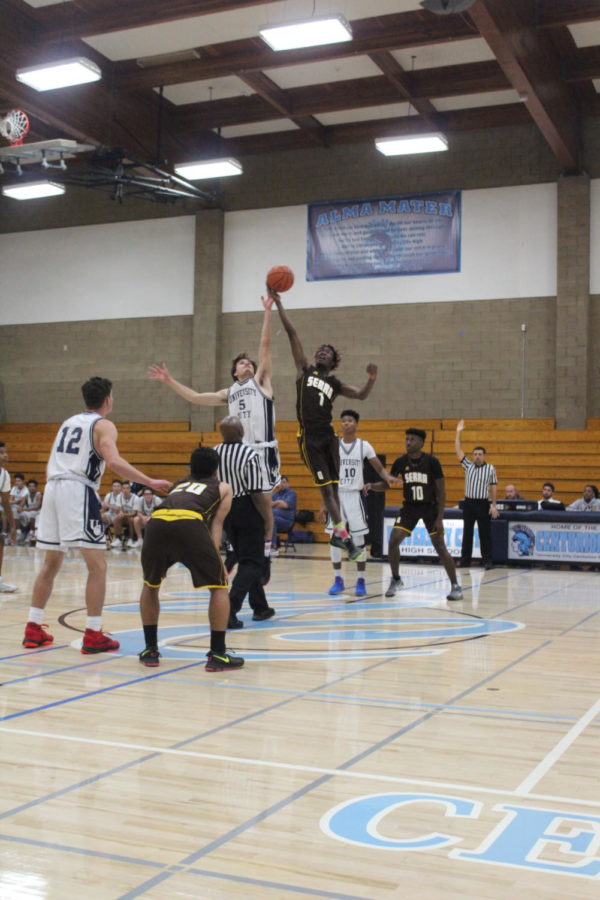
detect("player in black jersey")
[368,428,462,601]
[137,447,244,672]
[273,293,377,560]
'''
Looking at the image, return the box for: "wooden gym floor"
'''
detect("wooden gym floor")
[0,544,599,899]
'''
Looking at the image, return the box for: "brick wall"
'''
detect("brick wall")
[0,316,193,422]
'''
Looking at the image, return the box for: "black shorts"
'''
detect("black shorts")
[298,428,339,486]
[393,504,440,535]
[141,517,227,589]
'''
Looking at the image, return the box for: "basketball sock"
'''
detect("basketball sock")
[210,630,226,655]
[143,624,158,648]
[264,541,272,557]
[333,522,350,539]
[86,616,102,632]
[330,546,342,563]
[28,606,44,625]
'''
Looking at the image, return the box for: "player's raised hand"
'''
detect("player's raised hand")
[456,419,465,432]
[148,362,170,383]
[366,363,378,379]
[261,291,276,310]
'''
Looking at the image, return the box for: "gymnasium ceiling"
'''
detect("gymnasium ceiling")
[0,0,599,180]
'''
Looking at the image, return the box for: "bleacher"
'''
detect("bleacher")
[3,418,600,545]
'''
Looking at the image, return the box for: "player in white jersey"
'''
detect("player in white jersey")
[325,410,396,598]
[0,441,18,592]
[148,289,279,566]
[22,377,171,653]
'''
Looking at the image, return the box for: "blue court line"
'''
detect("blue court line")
[2,573,591,898]
[0,832,168,870]
[0,658,209,722]
[185,866,427,900]
[114,635,558,900]
[0,644,70,662]
[3,602,591,898]
[0,652,406,823]
[0,653,120,686]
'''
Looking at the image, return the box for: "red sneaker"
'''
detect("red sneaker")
[22,622,54,648]
[81,628,120,654]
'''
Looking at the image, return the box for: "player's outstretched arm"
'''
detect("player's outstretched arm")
[148,362,227,407]
[272,295,307,374]
[211,483,233,551]
[367,453,399,488]
[94,420,172,494]
[255,290,275,394]
[455,419,465,462]
[339,363,378,400]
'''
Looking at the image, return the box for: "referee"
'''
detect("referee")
[455,419,498,570]
[215,416,275,628]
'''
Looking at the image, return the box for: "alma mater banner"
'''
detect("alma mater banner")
[307,190,461,281]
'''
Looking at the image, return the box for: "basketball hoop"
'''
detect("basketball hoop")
[0,109,30,146]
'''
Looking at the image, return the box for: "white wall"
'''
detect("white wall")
[0,216,196,325]
[222,183,557,312]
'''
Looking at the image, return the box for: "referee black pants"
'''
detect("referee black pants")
[224,496,269,616]
[460,498,492,565]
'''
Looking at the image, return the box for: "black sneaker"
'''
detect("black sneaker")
[205,650,245,672]
[228,615,244,629]
[261,556,271,586]
[252,607,275,621]
[139,646,161,667]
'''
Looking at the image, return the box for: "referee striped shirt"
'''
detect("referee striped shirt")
[460,457,497,499]
[214,441,262,498]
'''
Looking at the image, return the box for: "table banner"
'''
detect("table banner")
[383,517,480,557]
[508,520,600,562]
[307,190,461,281]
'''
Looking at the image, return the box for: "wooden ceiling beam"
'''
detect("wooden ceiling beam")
[114,12,476,91]
[225,102,533,155]
[367,51,441,131]
[536,0,600,29]
[174,62,510,132]
[35,0,281,42]
[237,71,326,146]
[567,45,600,82]
[467,0,581,171]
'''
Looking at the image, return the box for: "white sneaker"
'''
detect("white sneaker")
[447,584,463,601]
[0,577,17,592]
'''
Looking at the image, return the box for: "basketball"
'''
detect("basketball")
[266,265,294,293]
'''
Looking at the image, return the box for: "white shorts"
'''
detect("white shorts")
[325,490,369,539]
[19,509,40,527]
[255,445,281,493]
[36,480,106,552]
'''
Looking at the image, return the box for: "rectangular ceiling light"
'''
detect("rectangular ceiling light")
[2,181,65,200]
[259,15,352,51]
[16,57,101,91]
[375,133,449,156]
[174,158,243,180]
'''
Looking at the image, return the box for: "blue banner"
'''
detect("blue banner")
[307,190,461,281]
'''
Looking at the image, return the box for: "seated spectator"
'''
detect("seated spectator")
[538,482,562,508]
[101,479,123,531]
[504,484,524,500]
[271,476,297,552]
[10,473,28,520]
[113,481,143,547]
[567,485,600,512]
[18,479,43,544]
[138,488,162,533]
